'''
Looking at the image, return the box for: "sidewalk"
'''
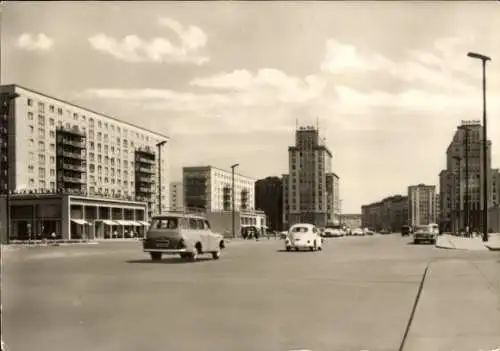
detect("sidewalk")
[403,259,500,351]
[436,234,500,251]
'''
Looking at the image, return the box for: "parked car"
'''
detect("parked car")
[364,228,374,235]
[285,223,323,252]
[413,225,438,245]
[143,213,225,261]
[324,228,343,238]
[351,228,364,236]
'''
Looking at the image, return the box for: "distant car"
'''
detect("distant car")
[285,223,323,252]
[143,213,225,261]
[280,231,288,240]
[379,229,391,234]
[413,225,438,245]
[364,229,374,235]
[352,228,364,236]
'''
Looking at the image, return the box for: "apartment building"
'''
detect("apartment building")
[255,176,283,231]
[169,181,184,211]
[0,84,169,242]
[341,214,362,229]
[361,195,409,231]
[439,120,493,232]
[283,125,339,228]
[182,166,265,237]
[408,184,437,226]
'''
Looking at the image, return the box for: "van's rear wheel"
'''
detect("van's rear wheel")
[150,252,162,261]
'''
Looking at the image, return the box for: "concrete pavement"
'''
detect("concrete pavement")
[2,234,499,351]
[436,234,500,251]
[403,259,500,351]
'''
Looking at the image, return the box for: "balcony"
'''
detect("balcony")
[62,163,86,172]
[136,156,156,165]
[137,186,153,194]
[59,138,85,148]
[136,167,154,174]
[57,150,85,160]
[137,176,154,183]
[62,175,85,184]
[56,126,85,137]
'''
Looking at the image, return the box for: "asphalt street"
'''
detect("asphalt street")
[2,235,499,351]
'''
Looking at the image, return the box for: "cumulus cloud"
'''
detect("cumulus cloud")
[16,33,54,51]
[321,35,478,92]
[88,17,209,64]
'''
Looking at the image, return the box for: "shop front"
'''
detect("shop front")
[1,193,149,242]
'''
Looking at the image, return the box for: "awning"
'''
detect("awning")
[102,220,117,226]
[71,219,89,225]
[137,221,150,226]
[114,220,130,226]
[128,221,142,226]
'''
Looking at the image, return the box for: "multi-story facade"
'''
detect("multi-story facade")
[439,120,493,232]
[183,166,255,211]
[282,174,290,229]
[408,184,437,226]
[435,193,440,223]
[0,84,169,242]
[283,125,339,228]
[182,166,265,237]
[169,181,184,211]
[342,214,362,229]
[255,176,283,231]
[361,195,408,232]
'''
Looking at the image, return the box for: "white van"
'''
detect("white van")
[143,213,225,261]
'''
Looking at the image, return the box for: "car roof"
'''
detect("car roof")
[290,223,315,229]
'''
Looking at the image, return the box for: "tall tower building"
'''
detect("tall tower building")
[408,184,437,226]
[439,120,493,232]
[283,125,338,228]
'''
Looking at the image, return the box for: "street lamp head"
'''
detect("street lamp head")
[467,52,491,62]
[231,163,239,169]
[156,140,167,147]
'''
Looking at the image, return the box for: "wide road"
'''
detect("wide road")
[1,235,494,351]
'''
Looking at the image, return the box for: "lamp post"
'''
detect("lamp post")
[156,140,167,215]
[230,163,239,238]
[467,52,491,242]
[1,91,19,244]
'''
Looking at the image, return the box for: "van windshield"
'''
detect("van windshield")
[150,217,179,230]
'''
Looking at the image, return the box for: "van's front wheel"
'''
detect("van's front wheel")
[212,250,221,260]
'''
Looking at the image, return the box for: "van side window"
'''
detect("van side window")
[189,218,198,229]
[195,219,205,230]
[180,218,189,229]
[203,220,211,230]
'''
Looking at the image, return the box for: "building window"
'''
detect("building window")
[57,108,63,115]
[49,130,55,138]
[50,169,55,176]
[73,113,78,120]
[38,102,45,113]
[38,167,45,178]
[38,128,45,138]
[28,112,34,120]
[38,141,45,151]
[38,115,45,126]
[27,98,33,106]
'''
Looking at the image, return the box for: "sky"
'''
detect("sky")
[2,1,500,213]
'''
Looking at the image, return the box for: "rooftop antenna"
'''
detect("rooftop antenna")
[295,118,298,130]
[316,116,319,130]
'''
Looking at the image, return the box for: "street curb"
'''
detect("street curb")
[485,245,500,251]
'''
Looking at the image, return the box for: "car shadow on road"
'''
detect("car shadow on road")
[125,257,214,264]
[275,249,319,253]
